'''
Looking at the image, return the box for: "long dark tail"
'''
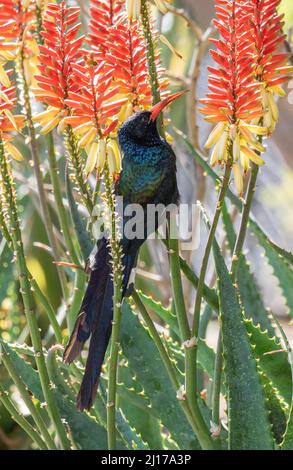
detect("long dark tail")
[63,238,138,411]
[63,239,110,365]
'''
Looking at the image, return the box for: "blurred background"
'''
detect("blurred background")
[0,0,293,448]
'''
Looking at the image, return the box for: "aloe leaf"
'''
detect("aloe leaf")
[213,240,274,449]
[179,257,219,310]
[267,240,293,266]
[118,362,163,449]
[221,203,275,335]
[121,302,201,450]
[116,409,150,450]
[135,292,218,384]
[261,373,288,445]
[142,241,291,409]
[249,220,293,320]
[270,316,293,450]
[137,290,179,334]
[245,319,292,404]
[3,341,107,450]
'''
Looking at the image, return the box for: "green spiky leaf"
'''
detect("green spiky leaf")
[245,319,292,404]
[221,203,275,335]
[2,341,108,450]
[213,240,274,449]
[249,220,293,320]
[121,302,200,450]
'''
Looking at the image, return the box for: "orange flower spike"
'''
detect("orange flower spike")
[88,0,125,57]
[241,0,293,133]
[201,1,262,126]
[64,55,126,144]
[105,17,168,114]
[0,1,35,86]
[200,0,264,194]
[0,1,35,41]
[32,1,84,133]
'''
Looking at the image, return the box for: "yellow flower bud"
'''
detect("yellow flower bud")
[5,142,23,161]
[33,107,59,125]
[127,0,141,19]
[268,85,286,97]
[210,144,219,167]
[96,139,106,172]
[107,139,121,176]
[240,152,250,173]
[85,142,99,178]
[205,122,226,149]
[267,92,279,123]
[154,0,168,14]
[78,128,97,148]
[233,162,243,195]
[240,146,265,166]
[4,110,22,132]
[74,122,95,137]
[0,63,11,87]
[40,116,62,134]
[233,133,241,161]
[217,131,229,164]
[118,102,133,123]
[239,123,268,136]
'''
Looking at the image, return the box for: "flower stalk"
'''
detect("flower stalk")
[140,0,164,135]
[0,137,70,449]
[16,36,68,296]
[188,159,232,435]
[64,126,94,216]
[103,162,123,450]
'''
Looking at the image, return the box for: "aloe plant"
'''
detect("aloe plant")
[0,0,292,452]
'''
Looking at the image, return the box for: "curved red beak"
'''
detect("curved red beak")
[149,90,189,122]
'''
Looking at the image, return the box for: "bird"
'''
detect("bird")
[63,90,186,411]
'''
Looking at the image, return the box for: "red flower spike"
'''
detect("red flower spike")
[88,0,125,56]
[200,0,262,127]
[33,1,84,112]
[241,0,293,132]
[0,0,35,41]
[64,56,128,144]
[200,0,267,194]
[105,17,168,111]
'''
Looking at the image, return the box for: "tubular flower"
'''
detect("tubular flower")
[32,1,84,133]
[0,83,25,160]
[0,21,19,87]
[126,0,141,19]
[242,0,293,133]
[62,56,127,176]
[84,137,121,179]
[200,0,265,194]
[63,56,125,143]
[105,17,168,116]
[0,1,38,85]
[88,0,125,57]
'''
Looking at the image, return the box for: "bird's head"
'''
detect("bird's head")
[118,90,187,144]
